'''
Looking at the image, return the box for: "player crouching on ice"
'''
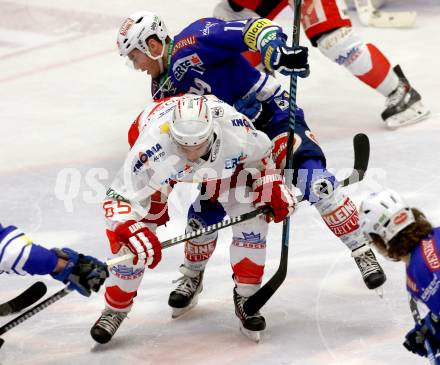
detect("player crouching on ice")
[359,189,440,360]
[0,224,108,296]
[90,95,297,343]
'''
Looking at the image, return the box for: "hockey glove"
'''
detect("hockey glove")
[114,220,162,268]
[252,172,297,223]
[234,92,262,122]
[51,248,108,297]
[261,38,309,77]
[404,312,440,357]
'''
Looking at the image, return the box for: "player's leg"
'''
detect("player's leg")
[90,226,157,344]
[305,0,428,127]
[223,188,268,341]
[168,195,226,318]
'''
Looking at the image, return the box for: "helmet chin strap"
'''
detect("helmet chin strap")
[146,40,167,73]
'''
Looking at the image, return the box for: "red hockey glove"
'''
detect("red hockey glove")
[252,173,297,223]
[114,220,162,268]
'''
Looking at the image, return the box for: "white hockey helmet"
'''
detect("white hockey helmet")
[117,11,168,59]
[170,95,214,146]
[359,189,415,244]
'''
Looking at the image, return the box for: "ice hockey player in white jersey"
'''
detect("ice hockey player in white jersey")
[90,94,297,343]
[0,223,108,297]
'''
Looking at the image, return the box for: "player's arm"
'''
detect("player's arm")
[0,224,108,297]
[102,136,169,269]
[242,17,309,76]
[239,124,297,223]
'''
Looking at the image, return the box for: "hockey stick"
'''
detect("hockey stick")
[106,207,269,267]
[243,0,302,317]
[0,281,47,316]
[353,0,416,28]
[408,296,440,365]
[0,286,71,348]
[243,132,370,316]
[0,208,269,348]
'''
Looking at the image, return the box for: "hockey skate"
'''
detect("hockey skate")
[233,287,266,343]
[168,265,204,319]
[381,65,430,129]
[352,244,386,291]
[90,308,127,344]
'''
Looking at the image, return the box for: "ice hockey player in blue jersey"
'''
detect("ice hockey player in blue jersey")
[0,223,108,297]
[115,11,386,322]
[360,189,440,360]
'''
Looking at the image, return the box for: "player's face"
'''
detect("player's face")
[128,49,161,77]
[178,141,210,162]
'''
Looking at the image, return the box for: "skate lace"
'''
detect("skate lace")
[172,275,200,297]
[234,291,261,320]
[355,250,380,276]
[386,82,408,108]
[98,310,127,335]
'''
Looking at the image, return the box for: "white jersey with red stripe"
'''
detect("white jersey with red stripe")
[103,95,273,229]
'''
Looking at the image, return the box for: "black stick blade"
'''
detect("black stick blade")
[0,282,47,316]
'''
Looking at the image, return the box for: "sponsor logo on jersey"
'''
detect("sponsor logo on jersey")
[231,118,254,130]
[212,106,224,118]
[172,53,204,81]
[335,46,362,66]
[111,264,145,280]
[119,18,134,36]
[224,152,248,169]
[421,274,440,302]
[201,21,217,36]
[161,163,194,184]
[243,18,273,51]
[259,29,277,49]
[321,197,359,237]
[422,238,440,272]
[133,143,163,173]
[172,36,197,56]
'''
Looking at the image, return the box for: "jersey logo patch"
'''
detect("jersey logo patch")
[172,53,204,81]
[172,36,197,56]
[421,238,440,272]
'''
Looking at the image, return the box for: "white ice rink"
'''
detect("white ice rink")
[1,0,439,364]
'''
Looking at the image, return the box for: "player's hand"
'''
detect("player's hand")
[252,172,297,223]
[114,220,162,268]
[261,39,309,77]
[234,91,262,122]
[51,248,108,297]
[403,312,440,357]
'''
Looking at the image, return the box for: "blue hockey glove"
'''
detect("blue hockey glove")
[404,312,440,357]
[234,92,262,122]
[261,38,309,77]
[51,248,108,297]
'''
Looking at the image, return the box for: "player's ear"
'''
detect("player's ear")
[147,38,163,57]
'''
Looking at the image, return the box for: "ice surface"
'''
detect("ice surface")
[0,0,439,364]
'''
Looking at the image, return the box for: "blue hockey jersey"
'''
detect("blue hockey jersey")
[152,17,324,163]
[406,227,440,315]
[0,224,58,276]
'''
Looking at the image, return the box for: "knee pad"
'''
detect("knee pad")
[317,26,372,75]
